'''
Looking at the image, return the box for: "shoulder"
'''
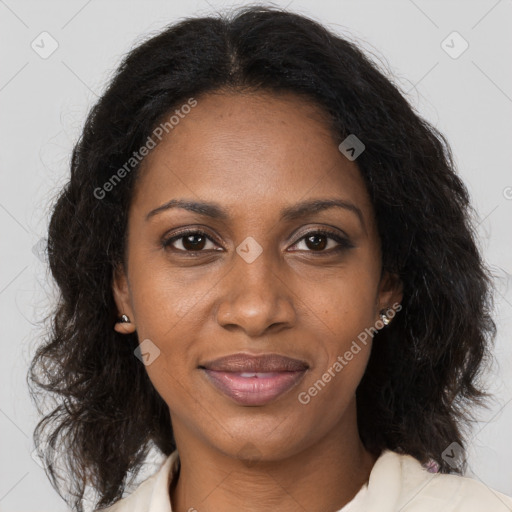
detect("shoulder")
[95,451,179,512]
[373,450,512,511]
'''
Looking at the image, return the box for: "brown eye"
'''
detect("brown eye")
[304,233,328,251]
[162,230,219,252]
[290,230,354,253]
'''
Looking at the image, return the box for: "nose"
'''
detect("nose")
[214,245,297,337]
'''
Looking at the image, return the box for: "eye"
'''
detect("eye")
[162,229,221,252]
[290,229,354,254]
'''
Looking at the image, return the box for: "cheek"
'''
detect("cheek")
[128,251,207,335]
[298,293,374,419]
[125,263,206,398]
[304,261,380,340]
[298,262,379,400]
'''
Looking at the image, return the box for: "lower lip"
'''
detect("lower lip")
[201,369,307,406]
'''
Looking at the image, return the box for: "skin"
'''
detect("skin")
[112,89,403,512]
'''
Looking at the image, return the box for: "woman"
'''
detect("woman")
[28,5,512,512]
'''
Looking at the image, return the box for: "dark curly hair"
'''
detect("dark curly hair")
[28,4,497,511]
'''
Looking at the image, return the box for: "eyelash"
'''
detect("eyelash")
[161,228,354,255]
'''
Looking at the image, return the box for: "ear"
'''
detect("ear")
[112,262,136,334]
[376,270,403,321]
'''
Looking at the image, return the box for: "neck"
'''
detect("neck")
[169,401,378,512]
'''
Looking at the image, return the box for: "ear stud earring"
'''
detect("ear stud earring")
[114,314,135,334]
[379,308,392,326]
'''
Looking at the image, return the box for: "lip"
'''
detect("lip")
[199,353,309,406]
[199,353,309,373]
[201,369,308,406]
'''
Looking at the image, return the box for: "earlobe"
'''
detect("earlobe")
[112,263,136,334]
[114,314,136,334]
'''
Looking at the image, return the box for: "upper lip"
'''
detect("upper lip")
[199,353,309,372]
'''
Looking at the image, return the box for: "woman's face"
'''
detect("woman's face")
[113,90,402,461]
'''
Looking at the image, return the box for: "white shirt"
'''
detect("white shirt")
[98,449,512,511]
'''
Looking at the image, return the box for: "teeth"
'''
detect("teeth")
[239,372,276,378]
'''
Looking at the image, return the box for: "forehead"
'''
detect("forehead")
[131,91,373,223]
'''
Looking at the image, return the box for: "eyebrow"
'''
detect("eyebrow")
[145,198,365,230]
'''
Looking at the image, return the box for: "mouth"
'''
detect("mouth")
[198,353,309,406]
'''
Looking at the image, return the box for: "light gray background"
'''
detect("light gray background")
[1,0,511,511]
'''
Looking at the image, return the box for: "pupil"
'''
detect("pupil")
[307,234,326,250]
[183,234,205,250]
